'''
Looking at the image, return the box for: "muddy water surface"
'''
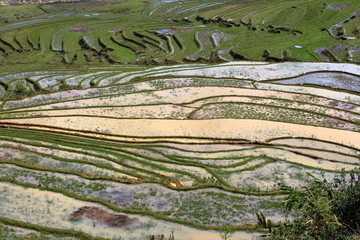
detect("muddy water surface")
[2,118,359,148]
[0,182,260,240]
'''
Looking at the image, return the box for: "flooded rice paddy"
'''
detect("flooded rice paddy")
[0,62,359,239]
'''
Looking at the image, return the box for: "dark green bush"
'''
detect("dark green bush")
[258,171,360,240]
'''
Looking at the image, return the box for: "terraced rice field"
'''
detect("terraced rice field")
[0,61,359,239]
[0,0,360,65]
[0,0,359,239]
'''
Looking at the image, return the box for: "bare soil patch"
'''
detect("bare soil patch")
[69,27,91,33]
[327,100,357,110]
[327,5,347,10]
[330,44,348,54]
[70,206,136,228]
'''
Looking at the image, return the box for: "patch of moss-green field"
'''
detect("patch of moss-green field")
[0,0,359,66]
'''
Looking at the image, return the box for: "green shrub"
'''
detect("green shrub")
[258,171,360,240]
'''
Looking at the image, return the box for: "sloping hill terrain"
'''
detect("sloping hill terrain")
[0,0,359,65]
[0,1,359,240]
